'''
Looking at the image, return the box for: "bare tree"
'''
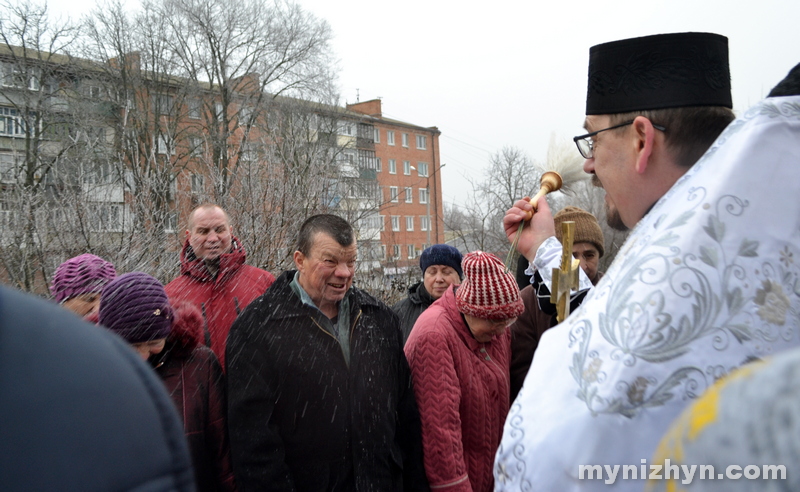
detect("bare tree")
[0,0,83,290]
[162,0,336,201]
[446,146,541,261]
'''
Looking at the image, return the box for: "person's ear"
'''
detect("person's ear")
[632,116,656,175]
[293,250,305,271]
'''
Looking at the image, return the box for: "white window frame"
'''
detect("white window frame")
[402,133,409,147]
[405,187,413,203]
[421,216,430,231]
[403,161,411,175]
[156,134,175,155]
[381,245,387,260]
[389,186,399,203]
[190,137,204,157]
[407,244,415,259]
[215,102,224,122]
[190,173,205,194]
[373,128,380,143]
[388,159,396,174]
[188,99,202,119]
[391,215,400,231]
[393,245,401,260]
[416,135,427,149]
[419,188,429,204]
[406,216,414,231]
[387,131,395,146]
[417,162,429,177]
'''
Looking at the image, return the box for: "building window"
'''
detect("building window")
[391,215,400,231]
[406,216,414,231]
[389,186,399,203]
[359,214,384,232]
[373,128,380,143]
[388,159,396,174]
[90,203,123,232]
[405,187,413,203]
[2,63,40,90]
[156,134,175,155]
[215,102,224,122]
[387,131,395,146]
[338,121,355,136]
[375,157,382,172]
[407,244,415,259]
[416,135,427,149]
[393,245,401,260]
[188,99,202,119]
[402,133,409,147]
[381,245,387,260]
[417,162,429,177]
[164,211,178,233]
[0,107,30,137]
[0,153,17,183]
[421,216,430,231]
[403,161,411,175]
[152,94,173,116]
[190,137,204,157]
[191,173,205,194]
[419,188,429,204]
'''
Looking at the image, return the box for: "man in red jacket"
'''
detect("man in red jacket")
[166,203,275,368]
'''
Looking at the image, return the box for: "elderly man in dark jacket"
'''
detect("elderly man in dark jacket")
[227,214,429,492]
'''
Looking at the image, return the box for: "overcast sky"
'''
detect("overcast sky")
[291,0,800,208]
[52,0,800,208]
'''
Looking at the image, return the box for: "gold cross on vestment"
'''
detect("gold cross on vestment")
[550,221,580,323]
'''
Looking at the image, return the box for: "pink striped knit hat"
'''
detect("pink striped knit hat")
[456,251,523,320]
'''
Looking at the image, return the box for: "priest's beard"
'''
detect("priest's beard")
[592,174,629,231]
[605,203,629,231]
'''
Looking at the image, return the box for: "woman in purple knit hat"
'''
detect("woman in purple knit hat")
[50,253,116,318]
[98,272,237,492]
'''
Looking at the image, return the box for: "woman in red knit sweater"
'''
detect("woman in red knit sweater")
[405,251,523,492]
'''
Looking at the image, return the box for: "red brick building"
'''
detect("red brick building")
[347,99,443,276]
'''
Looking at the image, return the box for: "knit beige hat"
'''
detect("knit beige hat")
[554,206,604,257]
[455,251,524,320]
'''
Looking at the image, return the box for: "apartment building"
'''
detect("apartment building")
[347,99,443,277]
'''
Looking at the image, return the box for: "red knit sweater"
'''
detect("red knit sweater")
[404,286,511,492]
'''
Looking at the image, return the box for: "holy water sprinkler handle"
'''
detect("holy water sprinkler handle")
[524,171,563,220]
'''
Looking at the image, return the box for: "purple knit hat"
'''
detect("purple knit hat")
[50,253,117,303]
[99,272,173,344]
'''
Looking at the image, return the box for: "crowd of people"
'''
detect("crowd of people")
[2,30,799,492]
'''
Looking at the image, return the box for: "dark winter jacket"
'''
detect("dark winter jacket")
[152,301,236,492]
[392,281,436,343]
[226,270,429,492]
[165,236,275,368]
[0,285,195,492]
[509,285,556,401]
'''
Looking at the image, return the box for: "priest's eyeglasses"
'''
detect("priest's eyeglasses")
[573,120,666,159]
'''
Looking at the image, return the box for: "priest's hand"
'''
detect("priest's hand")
[503,196,556,261]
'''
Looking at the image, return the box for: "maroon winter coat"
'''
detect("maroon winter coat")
[165,236,274,368]
[152,301,237,492]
